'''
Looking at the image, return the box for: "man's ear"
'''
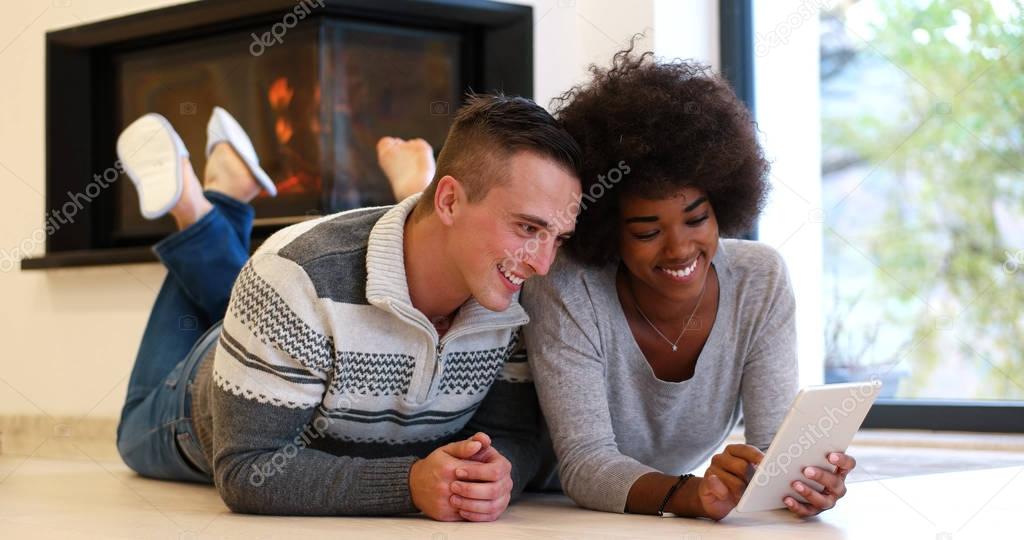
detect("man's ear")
[433,175,463,226]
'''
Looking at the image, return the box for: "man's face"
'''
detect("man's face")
[447,151,581,312]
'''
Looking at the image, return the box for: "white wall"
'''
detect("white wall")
[0,0,716,420]
[0,0,184,421]
[509,0,657,109]
[753,0,825,388]
[654,0,719,68]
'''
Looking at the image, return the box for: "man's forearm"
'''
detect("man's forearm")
[215,448,419,516]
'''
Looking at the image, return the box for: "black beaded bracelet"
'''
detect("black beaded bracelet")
[657,473,695,517]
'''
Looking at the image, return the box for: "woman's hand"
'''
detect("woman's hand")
[784,452,857,517]
[697,444,764,520]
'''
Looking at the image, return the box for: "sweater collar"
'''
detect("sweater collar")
[365,193,529,331]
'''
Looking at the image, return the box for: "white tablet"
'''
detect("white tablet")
[734,381,883,513]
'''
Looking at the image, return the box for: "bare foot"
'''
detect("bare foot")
[169,157,213,230]
[204,142,261,203]
[377,137,435,201]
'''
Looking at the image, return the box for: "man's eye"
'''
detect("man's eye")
[519,223,538,235]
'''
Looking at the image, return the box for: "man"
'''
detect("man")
[116,95,582,521]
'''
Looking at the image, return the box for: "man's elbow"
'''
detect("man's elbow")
[212,457,280,514]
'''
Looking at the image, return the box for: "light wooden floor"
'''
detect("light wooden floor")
[1,453,1022,539]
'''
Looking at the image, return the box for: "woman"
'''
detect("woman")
[521,48,857,520]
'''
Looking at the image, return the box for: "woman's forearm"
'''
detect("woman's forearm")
[625,472,705,518]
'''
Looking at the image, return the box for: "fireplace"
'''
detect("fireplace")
[24,0,532,269]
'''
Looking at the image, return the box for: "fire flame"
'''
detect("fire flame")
[268,77,294,110]
[264,75,321,197]
[275,118,293,144]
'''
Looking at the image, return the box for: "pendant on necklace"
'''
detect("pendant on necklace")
[672,345,678,351]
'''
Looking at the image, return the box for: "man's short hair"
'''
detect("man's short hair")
[415,94,582,213]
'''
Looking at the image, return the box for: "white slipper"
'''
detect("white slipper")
[205,106,277,197]
[116,113,188,220]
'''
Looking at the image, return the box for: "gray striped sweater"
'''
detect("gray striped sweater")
[188,194,543,515]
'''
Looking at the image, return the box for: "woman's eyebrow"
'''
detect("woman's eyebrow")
[684,196,708,212]
[623,197,708,224]
[624,215,658,224]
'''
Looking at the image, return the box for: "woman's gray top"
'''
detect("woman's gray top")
[522,239,799,513]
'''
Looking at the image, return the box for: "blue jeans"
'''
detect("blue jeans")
[116,191,253,483]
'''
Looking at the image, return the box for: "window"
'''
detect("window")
[743,0,1023,430]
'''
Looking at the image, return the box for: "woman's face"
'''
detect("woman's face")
[618,186,719,301]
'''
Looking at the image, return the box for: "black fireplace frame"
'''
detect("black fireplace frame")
[24,0,532,270]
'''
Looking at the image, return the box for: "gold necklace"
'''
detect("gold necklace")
[629,272,708,352]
